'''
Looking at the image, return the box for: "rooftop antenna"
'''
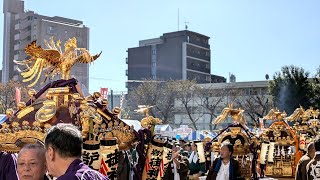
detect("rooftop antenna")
[185,21,189,30]
[178,8,180,31]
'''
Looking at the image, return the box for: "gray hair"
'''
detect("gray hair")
[19,143,46,162]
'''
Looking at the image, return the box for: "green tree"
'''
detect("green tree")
[269,65,312,114]
[310,66,320,109]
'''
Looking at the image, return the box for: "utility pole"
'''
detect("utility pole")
[110,89,114,110]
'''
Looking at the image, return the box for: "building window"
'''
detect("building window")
[205,63,210,69]
[152,49,156,55]
[47,26,56,35]
[33,35,36,39]
[125,70,128,76]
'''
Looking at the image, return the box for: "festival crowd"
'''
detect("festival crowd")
[1,123,320,180]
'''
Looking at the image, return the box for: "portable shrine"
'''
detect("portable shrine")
[260,108,300,177]
[211,104,259,180]
[0,37,152,180]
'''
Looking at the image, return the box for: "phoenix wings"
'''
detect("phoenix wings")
[14,37,102,87]
[213,104,246,125]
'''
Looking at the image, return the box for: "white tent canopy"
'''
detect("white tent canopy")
[0,114,7,124]
[121,119,142,131]
[155,124,172,132]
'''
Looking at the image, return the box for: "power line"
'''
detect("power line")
[89,76,122,82]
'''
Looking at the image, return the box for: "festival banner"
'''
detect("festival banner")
[158,142,173,179]
[100,88,109,99]
[15,87,21,105]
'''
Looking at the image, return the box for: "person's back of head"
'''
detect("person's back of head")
[307,142,316,158]
[314,137,320,152]
[45,123,82,158]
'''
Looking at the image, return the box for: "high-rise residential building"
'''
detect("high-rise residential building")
[2,0,90,88]
[126,30,225,92]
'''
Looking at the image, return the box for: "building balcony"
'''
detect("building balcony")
[15,23,20,30]
[189,39,210,49]
[19,31,31,40]
[15,21,31,31]
[14,44,20,50]
[14,33,20,40]
[15,14,20,20]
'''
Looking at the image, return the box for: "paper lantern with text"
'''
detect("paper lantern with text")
[82,140,101,171]
[100,138,119,180]
[142,138,164,180]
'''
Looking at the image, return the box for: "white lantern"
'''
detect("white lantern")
[267,142,275,162]
[260,143,269,164]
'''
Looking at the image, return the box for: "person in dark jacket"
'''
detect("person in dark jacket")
[295,142,315,180]
[307,137,320,180]
[163,144,189,180]
[206,143,241,180]
[44,123,107,180]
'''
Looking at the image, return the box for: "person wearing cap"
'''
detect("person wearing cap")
[44,123,108,180]
[206,142,242,180]
[188,141,206,179]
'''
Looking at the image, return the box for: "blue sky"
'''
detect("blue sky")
[1,0,320,93]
